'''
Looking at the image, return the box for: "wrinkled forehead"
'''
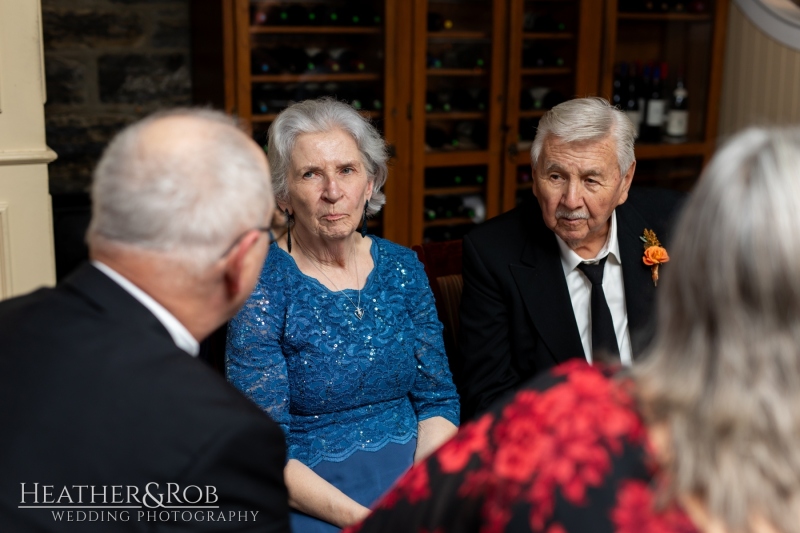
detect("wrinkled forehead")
[536,134,620,170]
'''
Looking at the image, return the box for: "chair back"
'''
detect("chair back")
[412,240,464,385]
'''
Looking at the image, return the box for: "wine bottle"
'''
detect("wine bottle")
[454,121,487,149]
[423,225,471,243]
[425,126,450,149]
[424,196,460,220]
[307,50,340,73]
[612,63,625,108]
[251,48,283,75]
[451,89,478,111]
[457,47,487,70]
[462,195,486,223]
[520,88,535,111]
[518,118,539,141]
[251,85,289,115]
[638,63,651,127]
[665,75,689,142]
[640,64,666,142]
[688,1,708,13]
[273,4,307,25]
[530,13,566,32]
[427,12,454,32]
[426,53,443,69]
[274,46,312,74]
[251,4,270,25]
[306,5,328,25]
[337,50,366,72]
[624,62,641,137]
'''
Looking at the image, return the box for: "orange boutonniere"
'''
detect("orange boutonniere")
[640,229,669,287]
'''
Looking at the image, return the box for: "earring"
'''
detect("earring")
[360,201,368,238]
[284,209,292,253]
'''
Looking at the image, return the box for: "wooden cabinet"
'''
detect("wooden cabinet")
[600,0,729,190]
[501,0,604,212]
[408,0,507,245]
[192,0,729,247]
[192,0,404,241]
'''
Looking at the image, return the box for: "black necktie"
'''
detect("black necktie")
[576,256,620,358]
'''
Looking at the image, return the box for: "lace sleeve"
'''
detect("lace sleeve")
[404,252,461,426]
[225,259,291,439]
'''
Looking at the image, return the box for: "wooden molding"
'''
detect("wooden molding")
[0,203,13,300]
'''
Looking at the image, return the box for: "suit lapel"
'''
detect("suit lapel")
[62,263,175,345]
[616,204,656,356]
[510,212,584,364]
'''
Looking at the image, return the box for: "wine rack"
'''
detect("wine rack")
[501,0,603,212]
[409,0,506,245]
[192,0,730,247]
[601,0,729,180]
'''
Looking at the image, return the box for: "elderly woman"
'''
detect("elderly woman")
[348,127,800,533]
[226,97,460,531]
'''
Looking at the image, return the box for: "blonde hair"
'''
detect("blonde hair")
[634,127,800,533]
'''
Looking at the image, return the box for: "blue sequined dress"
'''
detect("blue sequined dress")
[226,236,460,532]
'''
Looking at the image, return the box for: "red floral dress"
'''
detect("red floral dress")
[345,360,697,533]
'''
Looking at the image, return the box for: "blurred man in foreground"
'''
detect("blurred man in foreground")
[0,109,289,532]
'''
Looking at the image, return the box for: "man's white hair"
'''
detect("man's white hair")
[87,108,272,268]
[530,97,637,176]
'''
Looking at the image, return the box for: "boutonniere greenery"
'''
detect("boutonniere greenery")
[640,229,669,287]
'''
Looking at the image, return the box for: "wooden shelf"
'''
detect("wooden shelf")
[634,141,707,159]
[617,13,712,22]
[251,114,279,123]
[522,32,575,40]
[425,185,484,196]
[424,217,474,228]
[427,31,489,39]
[425,150,491,167]
[427,68,489,76]
[517,181,533,190]
[518,109,547,118]
[251,73,381,82]
[520,67,572,76]
[426,111,487,120]
[250,26,382,34]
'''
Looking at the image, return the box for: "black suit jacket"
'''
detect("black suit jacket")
[0,264,290,532]
[459,188,682,420]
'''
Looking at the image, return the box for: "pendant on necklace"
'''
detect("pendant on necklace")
[354,308,364,320]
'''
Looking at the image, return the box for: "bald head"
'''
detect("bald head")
[87,109,274,268]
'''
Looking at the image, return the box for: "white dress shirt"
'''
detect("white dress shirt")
[92,260,200,356]
[555,211,632,365]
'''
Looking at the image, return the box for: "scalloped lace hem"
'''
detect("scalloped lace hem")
[293,432,417,468]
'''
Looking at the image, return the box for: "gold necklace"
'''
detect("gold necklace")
[301,240,364,320]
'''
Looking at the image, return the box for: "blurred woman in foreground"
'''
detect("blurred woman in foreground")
[348,128,800,533]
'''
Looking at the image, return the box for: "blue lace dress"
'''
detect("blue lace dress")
[226,236,460,532]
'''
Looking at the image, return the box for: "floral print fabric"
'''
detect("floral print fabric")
[347,360,696,533]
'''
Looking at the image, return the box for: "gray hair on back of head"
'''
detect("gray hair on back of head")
[634,126,800,533]
[87,108,273,267]
[530,96,637,176]
[267,97,388,216]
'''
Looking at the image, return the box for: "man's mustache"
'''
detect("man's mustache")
[555,208,589,220]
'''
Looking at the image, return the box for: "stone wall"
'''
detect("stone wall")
[43,0,192,194]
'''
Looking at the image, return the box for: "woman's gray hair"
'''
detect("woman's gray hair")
[267,97,388,216]
[530,97,637,176]
[87,108,273,268]
[634,127,800,533]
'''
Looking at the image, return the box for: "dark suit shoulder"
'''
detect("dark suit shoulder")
[624,186,684,221]
[464,200,542,254]
[621,186,685,245]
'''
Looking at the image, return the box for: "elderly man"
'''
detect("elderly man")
[459,97,681,420]
[0,110,290,532]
